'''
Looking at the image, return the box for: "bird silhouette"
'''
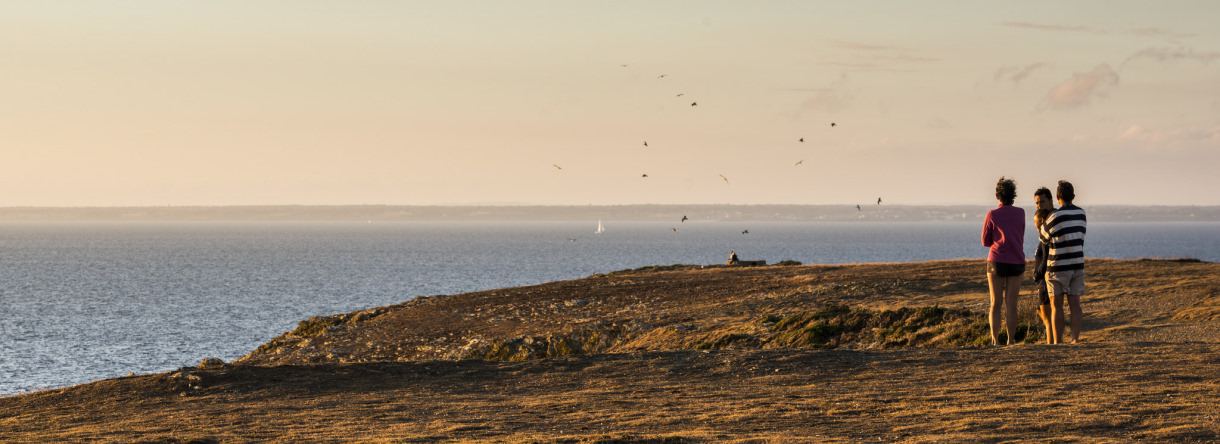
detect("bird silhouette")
[643,141,648,147]
[856,204,861,211]
[877,197,882,205]
[658,74,667,79]
[795,160,804,166]
[742,229,749,235]
[676,93,684,97]
[691,102,698,107]
[719,174,729,184]
[621,64,629,68]
[681,215,688,223]
[568,238,577,243]
[553,164,563,170]
[671,228,678,232]
[831,122,836,127]
[642,174,649,178]
[799,138,804,142]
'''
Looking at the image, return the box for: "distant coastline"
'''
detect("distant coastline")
[1,204,1218,222]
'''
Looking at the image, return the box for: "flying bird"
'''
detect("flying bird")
[671,228,678,232]
[553,164,563,170]
[681,215,688,223]
[676,93,684,97]
[642,174,649,178]
[621,64,629,68]
[856,204,861,211]
[795,160,804,166]
[719,174,729,184]
[568,238,577,243]
[691,102,698,107]
[657,74,667,78]
[643,141,648,147]
[742,229,749,235]
[799,138,804,142]
[877,197,882,205]
[831,122,836,127]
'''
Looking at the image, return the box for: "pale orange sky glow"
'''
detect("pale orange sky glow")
[3,1,1219,206]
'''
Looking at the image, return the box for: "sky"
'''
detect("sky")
[3,1,1219,206]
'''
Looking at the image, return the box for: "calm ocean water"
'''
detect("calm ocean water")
[2,221,1217,395]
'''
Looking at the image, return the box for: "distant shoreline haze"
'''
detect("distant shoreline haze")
[0,205,1217,222]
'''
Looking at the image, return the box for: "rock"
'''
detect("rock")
[199,357,225,368]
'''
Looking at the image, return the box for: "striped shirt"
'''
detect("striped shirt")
[1040,204,1086,272]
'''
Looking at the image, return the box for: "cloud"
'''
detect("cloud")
[1043,64,1119,110]
[1129,28,1196,39]
[1116,124,1220,146]
[994,63,1049,85]
[1004,22,1198,40]
[801,89,853,113]
[1002,22,1105,34]
[1122,46,1220,67]
[823,39,937,71]
[925,119,953,130]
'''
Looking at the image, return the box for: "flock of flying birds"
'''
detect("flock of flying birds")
[555,65,882,242]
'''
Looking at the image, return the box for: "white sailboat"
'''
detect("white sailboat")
[595,219,605,234]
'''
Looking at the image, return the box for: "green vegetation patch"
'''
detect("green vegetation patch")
[757,304,1043,349]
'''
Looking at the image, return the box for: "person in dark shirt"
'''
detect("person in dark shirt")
[1032,187,1055,344]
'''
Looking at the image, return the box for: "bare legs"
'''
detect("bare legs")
[1051,293,1065,344]
[1037,303,1053,344]
[987,273,1021,345]
[1067,293,1083,344]
[1049,292,1084,344]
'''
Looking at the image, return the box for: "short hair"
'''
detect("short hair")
[1034,187,1052,201]
[1057,180,1075,203]
[995,177,1017,205]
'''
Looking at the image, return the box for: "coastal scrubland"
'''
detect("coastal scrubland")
[3,258,1219,442]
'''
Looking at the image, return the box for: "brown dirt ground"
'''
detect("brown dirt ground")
[3,258,1220,443]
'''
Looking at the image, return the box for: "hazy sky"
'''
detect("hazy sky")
[3,1,1219,206]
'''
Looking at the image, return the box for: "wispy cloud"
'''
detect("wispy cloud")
[831,40,905,52]
[1004,22,1197,40]
[994,63,1049,85]
[1003,22,1106,34]
[1129,28,1196,39]
[925,119,953,130]
[1118,124,1220,144]
[1043,64,1119,110]
[800,89,853,113]
[1123,46,1220,67]
[822,39,937,71]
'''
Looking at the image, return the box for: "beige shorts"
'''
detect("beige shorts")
[1047,269,1086,297]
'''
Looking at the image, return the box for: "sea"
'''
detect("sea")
[2,220,1218,395]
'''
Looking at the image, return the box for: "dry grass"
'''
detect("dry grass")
[3,258,1220,442]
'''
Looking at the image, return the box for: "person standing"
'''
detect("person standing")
[1041,180,1087,344]
[981,177,1026,346]
[1032,187,1056,344]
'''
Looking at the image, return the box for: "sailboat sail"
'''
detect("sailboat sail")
[595,220,605,234]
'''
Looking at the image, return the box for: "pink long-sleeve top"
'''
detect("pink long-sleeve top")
[981,204,1026,264]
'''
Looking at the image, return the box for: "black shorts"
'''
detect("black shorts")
[987,261,1026,278]
[1035,280,1050,305]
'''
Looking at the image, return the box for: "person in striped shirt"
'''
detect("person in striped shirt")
[1040,180,1087,344]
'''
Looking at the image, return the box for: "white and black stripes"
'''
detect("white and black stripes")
[1040,204,1087,272]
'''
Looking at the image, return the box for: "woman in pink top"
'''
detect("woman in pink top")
[981,177,1025,346]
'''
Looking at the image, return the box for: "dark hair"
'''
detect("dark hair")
[995,177,1017,205]
[1057,180,1075,204]
[1034,187,1052,201]
[1035,208,1052,228]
